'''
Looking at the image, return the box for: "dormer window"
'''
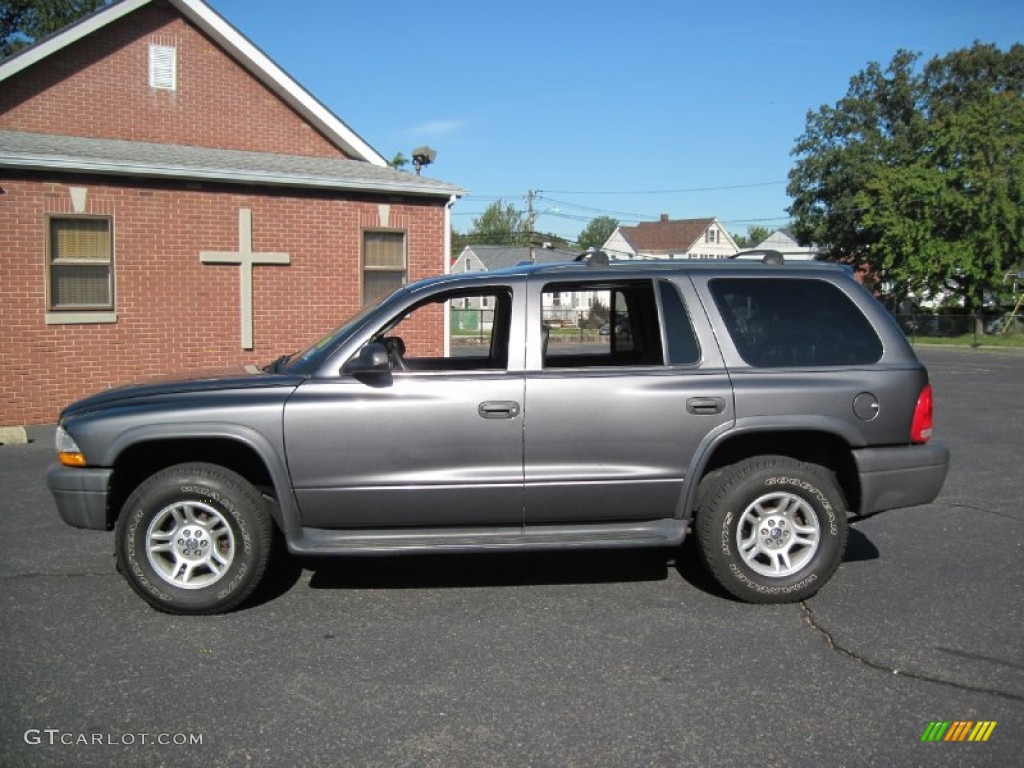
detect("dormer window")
[706,228,718,244]
[148,44,176,90]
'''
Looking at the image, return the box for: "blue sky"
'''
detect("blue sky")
[207,0,1023,243]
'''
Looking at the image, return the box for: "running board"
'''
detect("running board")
[288,519,687,557]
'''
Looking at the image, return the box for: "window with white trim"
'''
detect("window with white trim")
[48,216,114,311]
[363,231,407,305]
[148,44,177,90]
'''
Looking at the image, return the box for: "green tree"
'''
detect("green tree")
[1,0,111,59]
[733,225,772,249]
[576,216,619,250]
[788,43,1024,311]
[468,199,527,246]
[389,152,409,170]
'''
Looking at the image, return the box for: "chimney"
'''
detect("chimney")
[660,213,669,222]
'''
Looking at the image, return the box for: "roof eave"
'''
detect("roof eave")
[0,155,464,198]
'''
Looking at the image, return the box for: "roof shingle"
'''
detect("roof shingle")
[618,217,715,254]
[0,129,464,198]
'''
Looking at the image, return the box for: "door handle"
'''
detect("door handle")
[478,401,521,419]
[686,397,726,415]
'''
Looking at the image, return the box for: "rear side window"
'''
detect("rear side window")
[710,278,882,367]
[541,281,664,368]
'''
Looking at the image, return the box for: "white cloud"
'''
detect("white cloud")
[405,118,467,137]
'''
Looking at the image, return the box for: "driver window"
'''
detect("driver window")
[376,289,512,371]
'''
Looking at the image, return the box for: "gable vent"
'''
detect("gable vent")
[148,44,177,90]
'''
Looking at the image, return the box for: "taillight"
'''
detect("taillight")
[911,383,934,444]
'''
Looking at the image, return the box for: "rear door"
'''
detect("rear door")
[523,276,734,525]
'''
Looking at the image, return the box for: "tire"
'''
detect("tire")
[695,456,848,604]
[115,463,272,615]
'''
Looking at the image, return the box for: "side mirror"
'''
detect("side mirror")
[344,342,390,374]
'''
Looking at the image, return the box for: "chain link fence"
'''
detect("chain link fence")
[450,308,1024,349]
[451,307,614,347]
[893,313,1024,348]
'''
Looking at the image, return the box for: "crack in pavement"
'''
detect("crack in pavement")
[800,602,1023,702]
[934,500,1023,522]
[0,572,114,579]
[850,500,1023,525]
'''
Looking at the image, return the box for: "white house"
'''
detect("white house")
[602,216,739,260]
[749,230,822,260]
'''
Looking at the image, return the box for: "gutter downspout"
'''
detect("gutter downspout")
[443,194,458,355]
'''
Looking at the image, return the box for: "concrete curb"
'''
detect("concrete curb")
[0,426,29,445]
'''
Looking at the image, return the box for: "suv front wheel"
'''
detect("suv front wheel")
[115,463,272,614]
[696,457,848,603]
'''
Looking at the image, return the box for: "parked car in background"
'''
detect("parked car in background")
[598,317,630,336]
[985,312,1024,335]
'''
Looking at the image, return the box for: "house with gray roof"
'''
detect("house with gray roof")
[0,0,463,426]
[451,244,606,324]
[750,229,822,260]
[452,244,579,274]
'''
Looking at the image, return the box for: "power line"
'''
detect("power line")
[540,181,787,195]
[454,189,793,233]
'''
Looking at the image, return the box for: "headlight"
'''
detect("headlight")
[55,426,86,467]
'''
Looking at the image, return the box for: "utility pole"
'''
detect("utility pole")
[525,189,535,263]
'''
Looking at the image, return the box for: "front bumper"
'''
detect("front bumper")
[853,442,950,515]
[46,463,113,530]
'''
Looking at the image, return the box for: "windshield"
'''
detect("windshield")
[274,290,398,375]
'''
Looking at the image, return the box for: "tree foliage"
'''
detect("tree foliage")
[576,216,619,250]
[733,225,772,249]
[468,199,527,245]
[1,0,111,59]
[788,43,1024,310]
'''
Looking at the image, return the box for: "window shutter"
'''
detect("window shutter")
[149,44,177,90]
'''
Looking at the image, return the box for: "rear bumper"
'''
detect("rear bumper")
[46,463,113,530]
[853,442,950,515]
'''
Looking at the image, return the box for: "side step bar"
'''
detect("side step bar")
[288,519,687,557]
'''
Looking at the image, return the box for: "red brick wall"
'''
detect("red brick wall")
[0,175,449,425]
[0,0,346,157]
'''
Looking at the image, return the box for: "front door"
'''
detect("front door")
[284,287,526,529]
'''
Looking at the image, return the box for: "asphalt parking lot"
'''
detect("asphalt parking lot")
[1,346,1021,767]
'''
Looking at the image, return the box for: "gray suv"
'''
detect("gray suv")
[47,254,949,614]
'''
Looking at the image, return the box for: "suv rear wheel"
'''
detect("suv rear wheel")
[115,463,272,615]
[696,456,848,603]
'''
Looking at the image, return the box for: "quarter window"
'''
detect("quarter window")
[658,280,700,364]
[363,231,406,306]
[710,278,883,367]
[47,216,113,311]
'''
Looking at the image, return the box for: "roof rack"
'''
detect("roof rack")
[574,248,611,268]
[731,249,785,265]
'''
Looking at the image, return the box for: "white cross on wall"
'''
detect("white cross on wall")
[200,208,290,349]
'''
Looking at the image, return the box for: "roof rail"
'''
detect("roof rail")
[574,248,611,268]
[732,249,785,265]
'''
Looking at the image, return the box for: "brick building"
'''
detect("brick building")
[0,0,462,426]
